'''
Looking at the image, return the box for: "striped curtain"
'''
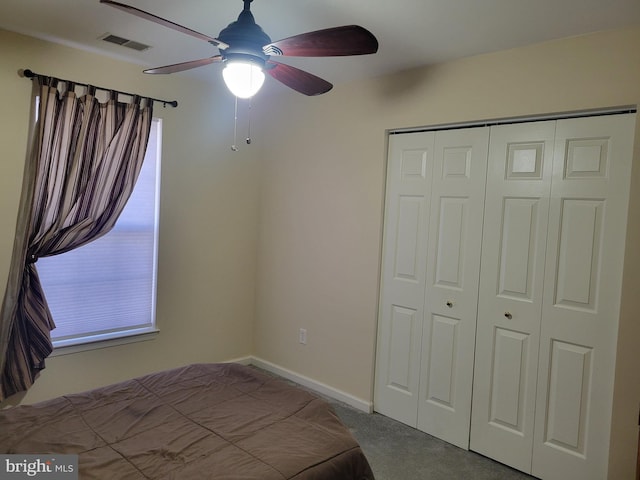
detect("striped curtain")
[0,77,153,401]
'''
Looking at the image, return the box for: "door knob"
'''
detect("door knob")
[446,301,454,308]
[504,312,513,320]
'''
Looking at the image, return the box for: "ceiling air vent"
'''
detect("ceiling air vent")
[101,34,151,52]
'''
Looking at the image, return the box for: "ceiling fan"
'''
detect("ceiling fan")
[100,0,379,97]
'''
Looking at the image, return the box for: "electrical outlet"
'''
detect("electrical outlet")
[299,328,307,345]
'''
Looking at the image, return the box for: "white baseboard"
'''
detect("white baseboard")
[224,355,252,366]
[250,356,373,413]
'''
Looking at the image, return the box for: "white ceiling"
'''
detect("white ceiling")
[2,0,640,89]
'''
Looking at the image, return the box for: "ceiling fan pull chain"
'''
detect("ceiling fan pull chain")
[231,95,239,152]
[246,99,252,145]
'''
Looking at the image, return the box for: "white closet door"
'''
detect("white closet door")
[374,132,435,426]
[417,127,489,448]
[532,114,636,480]
[470,121,556,473]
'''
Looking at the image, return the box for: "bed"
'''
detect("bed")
[0,363,375,479]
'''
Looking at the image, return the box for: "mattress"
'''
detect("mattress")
[0,363,375,479]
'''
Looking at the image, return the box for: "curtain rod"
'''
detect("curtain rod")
[22,69,178,108]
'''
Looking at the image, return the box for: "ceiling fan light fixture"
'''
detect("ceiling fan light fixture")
[222,60,265,98]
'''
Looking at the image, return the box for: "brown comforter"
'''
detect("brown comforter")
[0,363,375,479]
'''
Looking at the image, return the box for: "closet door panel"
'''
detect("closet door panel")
[470,121,556,473]
[499,197,542,299]
[374,132,435,427]
[489,327,530,432]
[532,114,636,480]
[418,127,489,449]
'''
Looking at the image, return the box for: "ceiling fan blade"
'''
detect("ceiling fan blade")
[263,25,378,57]
[100,0,229,49]
[265,61,332,96]
[144,56,223,74]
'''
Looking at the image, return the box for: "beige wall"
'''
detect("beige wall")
[254,26,640,478]
[0,30,259,404]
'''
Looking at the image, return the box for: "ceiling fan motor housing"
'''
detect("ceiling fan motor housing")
[217,5,272,68]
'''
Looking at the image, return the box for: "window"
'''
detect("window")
[37,118,162,349]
